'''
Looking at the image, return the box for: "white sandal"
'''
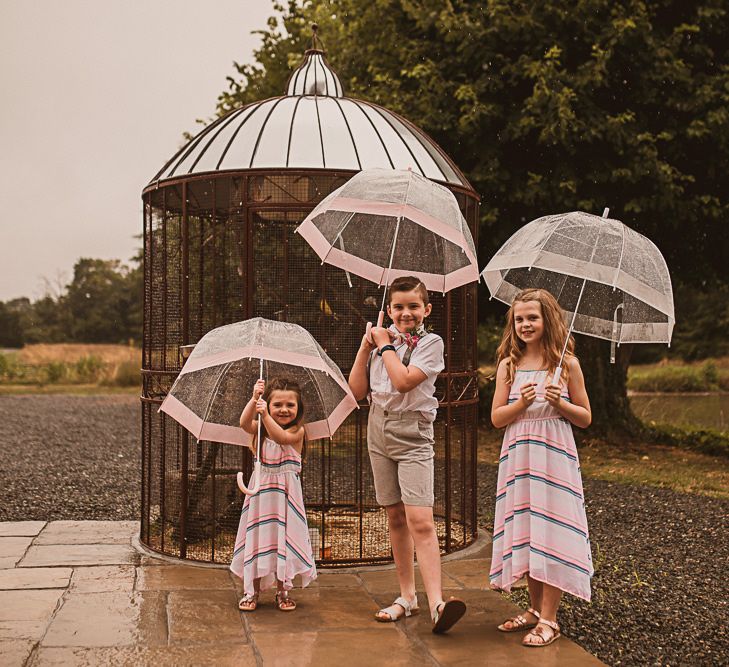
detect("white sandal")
[498,607,540,632]
[375,595,419,622]
[523,618,561,647]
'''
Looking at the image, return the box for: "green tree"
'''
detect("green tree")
[213,0,729,435]
[64,258,141,344]
[0,302,24,347]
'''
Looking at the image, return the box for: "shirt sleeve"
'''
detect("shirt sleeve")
[408,334,445,378]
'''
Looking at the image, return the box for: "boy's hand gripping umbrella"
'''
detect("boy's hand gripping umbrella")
[159,317,358,495]
[481,209,675,383]
[295,168,480,338]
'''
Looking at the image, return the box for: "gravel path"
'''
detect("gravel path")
[1,395,726,665]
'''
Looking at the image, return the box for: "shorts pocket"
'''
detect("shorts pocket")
[417,419,434,443]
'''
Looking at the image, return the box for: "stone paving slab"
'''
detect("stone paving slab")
[0,520,606,666]
[19,544,138,568]
[27,644,257,666]
[167,589,246,645]
[42,591,167,648]
[0,639,34,665]
[69,566,136,594]
[0,523,46,538]
[34,521,138,545]
[0,568,72,591]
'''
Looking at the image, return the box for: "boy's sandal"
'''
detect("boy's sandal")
[431,597,467,634]
[498,607,540,632]
[275,591,296,611]
[375,596,419,622]
[523,619,561,647]
[238,593,258,612]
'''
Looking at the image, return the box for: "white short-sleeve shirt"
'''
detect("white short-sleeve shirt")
[368,325,445,421]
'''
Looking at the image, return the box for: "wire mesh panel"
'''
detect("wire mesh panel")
[142,170,479,565]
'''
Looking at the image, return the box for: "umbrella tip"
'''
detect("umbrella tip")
[602,207,610,218]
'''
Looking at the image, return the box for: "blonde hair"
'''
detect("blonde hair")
[495,289,575,385]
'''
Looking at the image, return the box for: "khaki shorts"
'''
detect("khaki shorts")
[367,405,435,507]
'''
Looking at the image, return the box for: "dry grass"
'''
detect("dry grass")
[17,344,139,365]
[478,426,729,499]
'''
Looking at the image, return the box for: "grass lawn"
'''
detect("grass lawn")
[478,426,729,499]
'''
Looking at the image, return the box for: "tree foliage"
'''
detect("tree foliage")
[218,0,729,288]
[0,258,142,346]
[213,0,729,436]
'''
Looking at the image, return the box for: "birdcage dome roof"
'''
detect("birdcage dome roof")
[147,48,471,189]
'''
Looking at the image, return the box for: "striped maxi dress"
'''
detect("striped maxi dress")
[489,369,593,601]
[230,437,317,595]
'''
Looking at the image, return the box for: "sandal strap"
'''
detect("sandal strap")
[393,596,417,613]
[527,608,541,618]
[538,618,559,631]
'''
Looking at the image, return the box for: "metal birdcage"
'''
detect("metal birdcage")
[140,39,480,566]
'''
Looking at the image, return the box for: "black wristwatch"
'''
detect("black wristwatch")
[378,344,396,356]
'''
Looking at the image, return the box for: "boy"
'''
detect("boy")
[349,275,466,633]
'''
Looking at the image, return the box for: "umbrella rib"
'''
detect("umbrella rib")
[611,221,627,290]
[305,366,329,437]
[199,361,235,440]
[320,211,356,265]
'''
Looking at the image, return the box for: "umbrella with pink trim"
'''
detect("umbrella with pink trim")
[159,317,358,494]
[295,168,479,335]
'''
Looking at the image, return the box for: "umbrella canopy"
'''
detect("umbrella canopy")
[295,168,479,293]
[159,317,357,445]
[481,210,675,345]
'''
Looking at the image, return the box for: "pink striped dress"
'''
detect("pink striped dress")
[230,437,317,595]
[489,369,593,601]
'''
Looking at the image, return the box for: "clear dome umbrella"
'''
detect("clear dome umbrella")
[481,209,675,383]
[295,168,479,339]
[159,317,357,495]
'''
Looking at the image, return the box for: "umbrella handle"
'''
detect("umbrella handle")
[552,366,562,387]
[237,461,262,496]
[365,311,385,344]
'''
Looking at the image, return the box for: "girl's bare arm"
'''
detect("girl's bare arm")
[239,379,265,436]
[491,359,533,428]
[545,357,592,428]
[260,413,305,452]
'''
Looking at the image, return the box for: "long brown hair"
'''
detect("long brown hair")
[259,378,307,459]
[495,289,575,385]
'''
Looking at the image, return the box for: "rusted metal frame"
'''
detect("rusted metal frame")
[283,215,290,321]
[196,206,205,469]
[461,285,468,542]
[319,262,327,561]
[249,97,287,168]
[141,195,150,542]
[331,97,362,171]
[145,168,471,199]
[162,188,168,372]
[313,95,326,167]
[212,179,218,327]
[349,102,395,169]
[160,412,167,551]
[445,292,452,552]
[470,201,480,538]
[179,181,190,559]
[285,97,304,168]
[210,441,217,561]
[359,100,426,176]
[215,98,283,170]
[357,277,364,558]
[188,105,255,174]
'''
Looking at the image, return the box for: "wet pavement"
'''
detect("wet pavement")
[0,521,604,666]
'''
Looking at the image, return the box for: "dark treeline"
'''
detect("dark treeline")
[0,258,142,348]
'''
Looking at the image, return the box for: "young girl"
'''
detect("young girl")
[230,377,317,611]
[489,289,593,647]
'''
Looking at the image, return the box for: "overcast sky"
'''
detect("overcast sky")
[0,0,276,301]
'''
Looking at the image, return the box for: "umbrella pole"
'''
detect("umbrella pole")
[366,217,401,343]
[237,358,264,496]
[553,207,610,385]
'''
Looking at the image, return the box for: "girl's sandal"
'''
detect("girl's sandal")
[238,593,259,612]
[523,619,561,647]
[275,591,297,612]
[498,607,540,632]
[375,596,419,622]
[431,597,467,634]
